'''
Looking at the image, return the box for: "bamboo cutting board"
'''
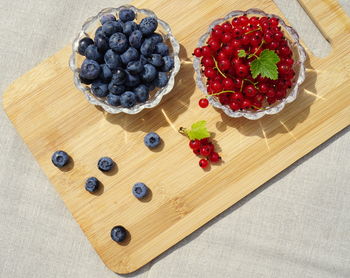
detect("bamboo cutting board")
[2,0,350,274]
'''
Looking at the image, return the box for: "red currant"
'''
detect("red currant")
[235,64,249,78]
[212,28,224,39]
[231,92,244,102]
[218,59,231,71]
[222,32,233,43]
[209,152,221,162]
[232,77,243,89]
[199,98,209,108]
[193,149,201,155]
[209,39,221,51]
[193,47,202,57]
[241,99,252,109]
[200,138,209,144]
[201,56,215,67]
[232,27,243,37]
[204,67,216,78]
[199,159,209,169]
[259,83,269,94]
[201,46,212,56]
[189,139,201,150]
[200,145,211,156]
[218,93,231,105]
[229,101,240,111]
[212,81,223,93]
[222,22,233,32]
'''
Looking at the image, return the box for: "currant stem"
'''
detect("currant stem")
[244,78,259,88]
[178,127,188,136]
[212,56,227,78]
[244,26,262,35]
[207,90,236,97]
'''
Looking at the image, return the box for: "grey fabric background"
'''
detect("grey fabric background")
[0,1,349,277]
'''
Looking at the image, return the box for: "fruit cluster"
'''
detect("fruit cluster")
[189,138,221,169]
[77,8,174,108]
[194,15,295,111]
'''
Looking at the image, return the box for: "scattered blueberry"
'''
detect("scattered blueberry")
[129,30,143,49]
[78,37,94,55]
[102,21,119,37]
[99,64,113,82]
[91,81,108,97]
[108,82,126,95]
[139,17,158,35]
[148,54,163,67]
[161,56,174,72]
[109,32,129,53]
[85,177,99,193]
[94,34,109,53]
[111,68,127,85]
[98,157,115,172]
[132,182,149,199]
[123,21,138,36]
[51,150,70,168]
[120,91,137,108]
[125,71,140,87]
[106,93,121,106]
[85,44,102,61]
[121,47,139,64]
[127,60,144,74]
[141,64,157,82]
[104,49,122,70]
[148,33,163,44]
[134,84,149,102]
[100,14,116,24]
[80,59,101,80]
[119,8,135,22]
[140,39,156,56]
[111,226,127,243]
[144,132,161,148]
[154,42,169,56]
[155,72,169,87]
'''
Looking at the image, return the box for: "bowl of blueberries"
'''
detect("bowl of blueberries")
[69,5,180,114]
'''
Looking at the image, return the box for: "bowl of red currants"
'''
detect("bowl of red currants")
[193,9,306,120]
[69,5,180,114]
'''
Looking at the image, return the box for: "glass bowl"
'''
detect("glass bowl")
[69,5,180,114]
[193,8,306,120]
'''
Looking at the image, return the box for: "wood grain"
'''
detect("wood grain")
[2,0,350,274]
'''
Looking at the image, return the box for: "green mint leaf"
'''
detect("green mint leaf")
[186,120,210,140]
[250,49,280,80]
[238,49,247,58]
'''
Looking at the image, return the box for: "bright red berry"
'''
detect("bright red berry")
[189,139,201,150]
[199,159,209,169]
[201,56,215,67]
[209,152,221,162]
[223,77,234,90]
[200,138,209,144]
[199,98,209,108]
[193,149,201,155]
[241,99,252,109]
[235,64,249,78]
[212,28,224,39]
[212,81,223,93]
[243,85,257,97]
[222,32,233,43]
[231,92,244,102]
[218,59,231,71]
[229,101,240,111]
[193,47,202,57]
[259,83,269,94]
[200,145,211,156]
[201,46,212,56]
[208,39,221,51]
[204,67,217,78]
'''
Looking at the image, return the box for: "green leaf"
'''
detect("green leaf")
[250,49,280,80]
[186,120,210,140]
[238,49,247,58]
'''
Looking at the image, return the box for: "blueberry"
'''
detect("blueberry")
[109,32,129,53]
[125,71,140,87]
[102,21,119,37]
[108,82,125,95]
[85,177,99,193]
[85,45,102,61]
[94,34,109,53]
[104,49,122,70]
[139,17,158,35]
[148,54,163,67]
[106,93,121,106]
[119,8,135,22]
[51,150,70,168]
[111,68,127,85]
[144,132,161,148]
[140,55,148,65]
[134,84,149,102]
[132,183,149,199]
[78,37,94,55]
[99,64,113,82]
[80,59,101,80]
[127,60,144,74]
[111,226,127,243]
[140,39,155,56]
[162,56,174,72]
[121,47,139,64]
[79,73,94,84]
[112,20,124,33]
[100,14,116,24]
[148,33,163,44]
[95,26,104,37]
[123,21,138,36]
[141,64,157,82]
[120,91,137,108]
[145,80,156,91]
[129,30,143,49]
[155,72,169,87]
[91,81,108,97]
[98,157,115,172]
[155,42,169,56]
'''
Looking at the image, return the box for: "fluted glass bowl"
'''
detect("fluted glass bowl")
[69,5,180,114]
[193,9,306,120]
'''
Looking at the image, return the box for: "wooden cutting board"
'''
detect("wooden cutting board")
[3,0,350,274]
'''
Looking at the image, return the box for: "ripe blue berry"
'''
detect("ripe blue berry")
[51,151,70,168]
[140,39,156,56]
[148,33,163,44]
[119,9,135,22]
[106,94,121,106]
[144,132,161,148]
[154,72,168,87]
[99,64,113,82]
[85,177,99,193]
[134,84,149,102]
[122,21,138,36]
[141,64,157,82]
[139,17,158,35]
[98,157,115,172]
[154,43,169,56]
[80,59,101,80]
[109,32,129,53]
[120,47,139,64]
[91,81,108,98]
[129,30,143,49]
[161,56,174,72]
[78,37,94,55]
[100,14,116,25]
[120,91,137,108]
[132,183,149,199]
[148,54,163,67]
[127,60,144,74]
[111,226,127,243]
[85,45,102,61]
[104,49,122,70]
[125,71,140,87]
